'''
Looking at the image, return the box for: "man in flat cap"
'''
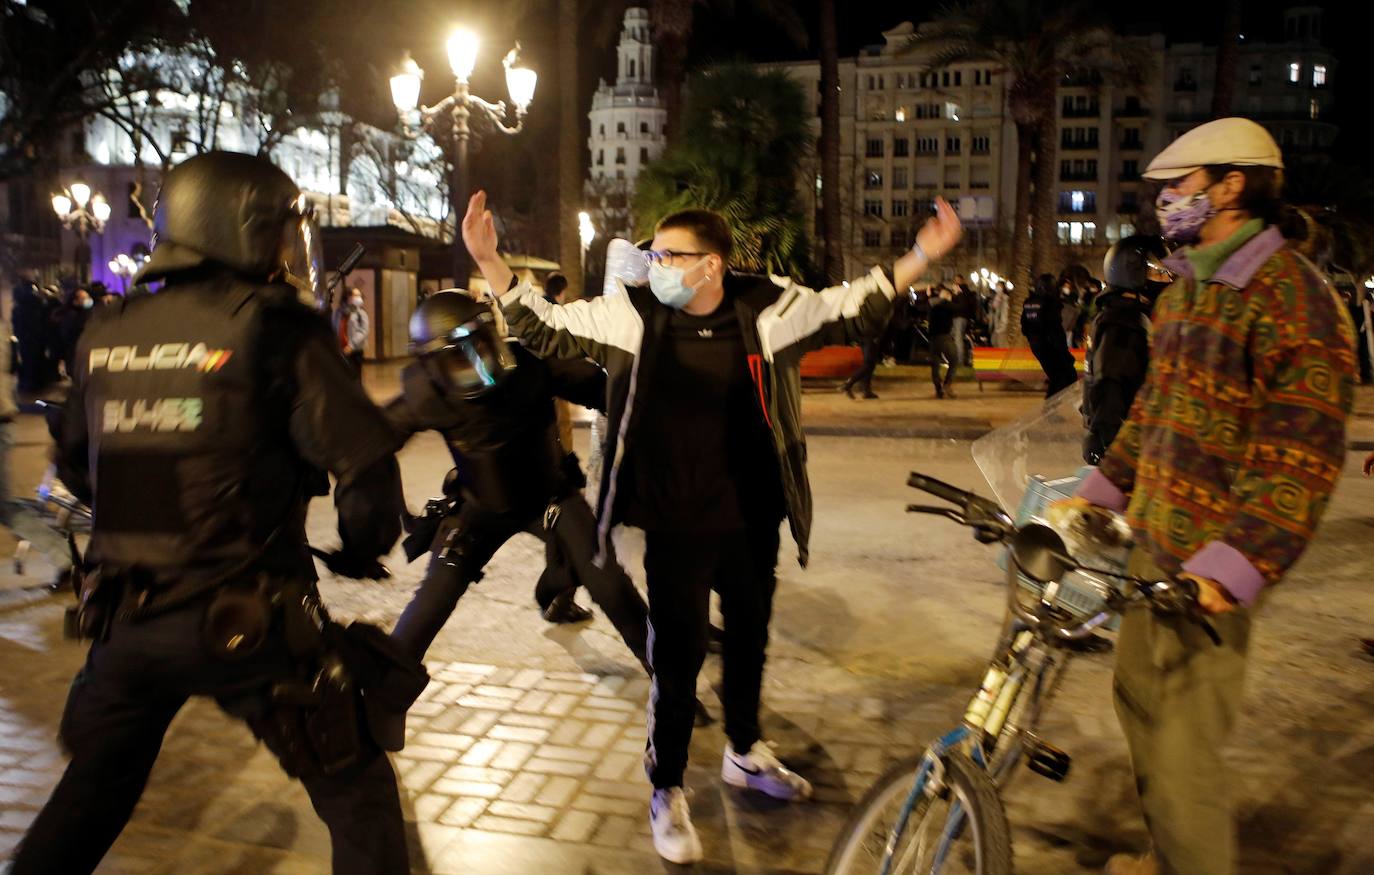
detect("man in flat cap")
[1058,117,1357,874]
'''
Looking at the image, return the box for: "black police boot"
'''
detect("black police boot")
[542,590,594,624]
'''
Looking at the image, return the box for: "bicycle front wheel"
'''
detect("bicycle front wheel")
[825,752,1013,875]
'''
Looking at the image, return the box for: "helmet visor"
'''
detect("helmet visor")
[1144,252,1175,285]
[429,313,517,397]
[280,199,324,308]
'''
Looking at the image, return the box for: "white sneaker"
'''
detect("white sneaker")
[721,740,813,801]
[649,787,703,864]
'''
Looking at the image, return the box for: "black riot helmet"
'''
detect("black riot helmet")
[136,151,323,306]
[409,290,518,398]
[1103,235,1173,296]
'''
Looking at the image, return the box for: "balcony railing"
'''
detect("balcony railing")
[1120,139,1144,150]
[1061,106,1101,118]
[1060,140,1100,151]
[1114,104,1149,119]
[1060,172,1098,182]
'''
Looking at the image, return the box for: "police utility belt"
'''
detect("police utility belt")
[65,562,428,777]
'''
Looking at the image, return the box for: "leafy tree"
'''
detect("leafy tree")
[633,63,812,278]
[907,0,1148,344]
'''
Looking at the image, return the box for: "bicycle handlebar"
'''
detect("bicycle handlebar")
[905,471,1220,647]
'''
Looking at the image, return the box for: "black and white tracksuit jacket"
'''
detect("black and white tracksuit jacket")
[498,267,897,566]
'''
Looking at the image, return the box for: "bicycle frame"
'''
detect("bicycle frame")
[883,726,989,875]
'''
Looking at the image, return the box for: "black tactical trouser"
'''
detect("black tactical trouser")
[930,332,959,390]
[1028,333,1079,397]
[643,525,780,789]
[9,598,408,875]
[391,494,650,671]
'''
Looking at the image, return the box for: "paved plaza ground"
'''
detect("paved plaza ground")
[2,370,1374,873]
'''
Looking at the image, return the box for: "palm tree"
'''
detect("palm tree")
[633,64,813,278]
[818,0,843,283]
[1212,0,1243,117]
[646,0,806,134]
[557,0,585,297]
[907,0,1148,345]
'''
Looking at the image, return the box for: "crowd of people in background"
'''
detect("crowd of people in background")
[9,277,113,397]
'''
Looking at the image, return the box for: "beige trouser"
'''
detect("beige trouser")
[1112,549,1257,875]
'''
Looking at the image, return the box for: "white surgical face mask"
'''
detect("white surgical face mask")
[350,296,363,308]
[647,256,708,309]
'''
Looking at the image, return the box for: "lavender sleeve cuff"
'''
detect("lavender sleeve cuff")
[1075,469,1128,512]
[1181,541,1266,606]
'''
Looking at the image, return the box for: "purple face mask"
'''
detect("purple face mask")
[1155,187,1217,244]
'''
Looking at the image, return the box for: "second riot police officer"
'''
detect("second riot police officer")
[9,151,422,875]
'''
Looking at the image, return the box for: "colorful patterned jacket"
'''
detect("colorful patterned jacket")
[1077,224,1357,605]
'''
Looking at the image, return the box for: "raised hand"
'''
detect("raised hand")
[916,196,963,262]
[461,190,500,264]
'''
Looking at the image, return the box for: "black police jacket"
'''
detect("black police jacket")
[385,342,605,518]
[1081,287,1154,464]
[56,273,403,585]
[1020,293,1063,340]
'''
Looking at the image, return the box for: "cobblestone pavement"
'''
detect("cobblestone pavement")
[3,390,1374,873]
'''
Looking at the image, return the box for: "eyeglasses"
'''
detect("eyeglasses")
[644,249,709,266]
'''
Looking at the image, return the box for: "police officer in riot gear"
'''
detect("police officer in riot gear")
[1082,234,1173,464]
[9,151,418,874]
[387,290,650,671]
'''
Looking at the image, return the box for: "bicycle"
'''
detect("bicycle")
[824,471,1219,875]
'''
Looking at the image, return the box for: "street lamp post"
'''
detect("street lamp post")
[52,182,110,284]
[577,210,595,280]
[390,30,538,288]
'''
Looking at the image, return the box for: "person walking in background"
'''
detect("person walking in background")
[1061,118,1356,875]
[988,280,1011,347]
[950,274,976,367]
[927,286,959,398]
[58,287,94,378]
[11,278,56,395]
[543,272,569,305]
[1021,273,1078,397]
[335,287,369,378]
[1059,279,1082,347]
[839,315,893,400]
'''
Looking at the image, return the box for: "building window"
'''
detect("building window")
[944,168,961,189]
[616,169,625,179]
[954,71,962,86]
[640,121,649,133]
[916,136,939,154]
[1121,193,1139,213]
[1289,62,1300,84]
[615,147,625,164]
[890,228,909,248]
[863,199,883,217]
[1057,221,1071,243]
[596,149,604,166]
[1310,99,1320,120]
[640,146,650,162]
[1313,64,1327,87]
[893,167,908,188]
[629,59,635,78]
[1175,67,1196,90]
[599,124,605,136]
[895,106,907,122]
[865,138,884,158]
[946,102,961,121]
[971,134,990,154]
[863,229,882,248]
[1059,190,1095,213]
[894,137,909,157]
[942,71,950,87]
[1249,65,1262,86]
[1121,159,1138,179]
[865,169,884,189]
[1118,221,1136,238]
[1122,127,1142,149]
[617,121,626,133]
[892,198,909,218]
[946,136,961,154]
